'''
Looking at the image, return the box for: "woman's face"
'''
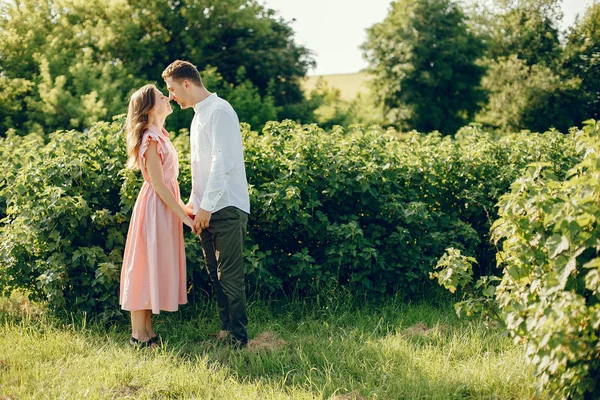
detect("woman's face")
[151,87,173,119]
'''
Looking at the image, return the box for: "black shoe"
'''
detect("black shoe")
[129,337,155,348]
[209,330,230,341]
[148,335,160,346]
[231,338,248,349]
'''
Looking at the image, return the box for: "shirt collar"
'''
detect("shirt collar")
[193,92,218,114]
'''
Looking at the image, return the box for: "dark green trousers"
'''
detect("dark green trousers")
[199,206,248,343]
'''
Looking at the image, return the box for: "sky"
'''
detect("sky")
[261,0,597,76]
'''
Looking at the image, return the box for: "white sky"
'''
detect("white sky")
[261,0,596,76]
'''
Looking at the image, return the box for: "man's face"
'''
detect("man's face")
[165,77,191,109]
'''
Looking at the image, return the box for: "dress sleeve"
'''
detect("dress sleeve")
[139,130,165,166]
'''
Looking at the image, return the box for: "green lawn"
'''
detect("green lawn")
[0,292,537,399]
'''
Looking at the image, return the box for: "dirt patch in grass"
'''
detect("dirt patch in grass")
[330,392,367,400]
[115,384,141,397]
[402,322,449,337]
[0,292,45,319]
[101,383,142,398]
[247,331,287,352]
[0,359,9,371]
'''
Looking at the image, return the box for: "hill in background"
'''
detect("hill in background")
[302,72,371,100]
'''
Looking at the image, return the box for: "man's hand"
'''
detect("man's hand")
[194,208,212,231]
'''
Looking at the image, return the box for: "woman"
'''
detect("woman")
[119,84,195,347]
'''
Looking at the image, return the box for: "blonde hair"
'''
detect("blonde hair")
[124,84,156,170]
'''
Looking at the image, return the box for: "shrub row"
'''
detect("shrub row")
[432,121,599,398]
[0,120,581,320]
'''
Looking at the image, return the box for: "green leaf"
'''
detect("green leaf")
[546,235,569,259]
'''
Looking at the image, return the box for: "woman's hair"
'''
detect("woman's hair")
[124,84,156,170]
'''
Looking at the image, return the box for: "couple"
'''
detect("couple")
[119,60,250,348]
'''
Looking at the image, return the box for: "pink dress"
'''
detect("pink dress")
[119,125,187,314]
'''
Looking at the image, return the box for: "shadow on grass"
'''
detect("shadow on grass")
[0,290,532,399]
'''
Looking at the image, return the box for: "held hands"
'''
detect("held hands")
[183,204,195,217]
[181,203,211,235]
[183,216,197,233]
[194,208,212,232]
[181,203,197,233]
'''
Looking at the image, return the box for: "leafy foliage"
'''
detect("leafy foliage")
[489,120,600,398]
[0,118,581,320]
[2,115,595,396]
[0,0,315,135]
[433,121,600,398]
[468,0,597,133]
[431,248,501,321]
[469,0,563,67]
[0,121,128,320]
[430,248,476,294]
[475,55,583,133]
[361,0,486,134]
[562,2,600,122]
[306,78,386,130]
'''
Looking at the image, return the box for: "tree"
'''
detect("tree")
[222,66,279,130]
[361,0,486,134]
[562,2,600,121]
[467,0,563,67]
[306,78,354,130]
[469,0,595,132]
[306,78,386,130]
[0,0,315,135]
[475,55,582,132]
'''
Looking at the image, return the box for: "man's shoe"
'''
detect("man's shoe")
[209,330,230,342]
[232,339,248,349]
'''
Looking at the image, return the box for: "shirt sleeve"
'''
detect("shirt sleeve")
[199,108,239,212]
[188,114,201,212]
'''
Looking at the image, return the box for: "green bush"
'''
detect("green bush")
[432,121,600,398]
[0,119,582,321]
[0,131,45,221]
[0,122,129,320]
[490,120,600,398]
[242,121,581,296]
[0,0,314,136]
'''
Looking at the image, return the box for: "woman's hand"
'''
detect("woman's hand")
[183,204,195,216]
[183,216,196,232]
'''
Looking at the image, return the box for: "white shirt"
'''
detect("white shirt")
[188,93,250,215]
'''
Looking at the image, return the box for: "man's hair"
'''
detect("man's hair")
[162,60,203,86]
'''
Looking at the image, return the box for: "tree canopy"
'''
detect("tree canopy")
[0,0,315,134]
[362,0,486,134]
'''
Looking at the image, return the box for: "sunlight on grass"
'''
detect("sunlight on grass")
[0,292,537,399]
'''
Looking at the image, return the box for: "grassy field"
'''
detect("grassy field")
[0,292,537,399]
[302,73,371,101]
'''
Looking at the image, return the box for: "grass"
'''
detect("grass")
[0,292,537,399]
[302,73,371,101]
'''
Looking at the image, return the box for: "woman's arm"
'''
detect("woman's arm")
[179,198,194,216]
[145,141,195,231]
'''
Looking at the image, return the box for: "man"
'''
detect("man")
[162,60,250,347]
